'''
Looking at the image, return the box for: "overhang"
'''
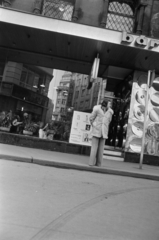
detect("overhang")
[0,7,159,85]
[105,66,133,91]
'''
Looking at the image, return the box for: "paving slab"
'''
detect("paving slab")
[0,144,32,163]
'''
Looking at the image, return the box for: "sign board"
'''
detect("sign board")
[121,32,159,50]
[69,111,92,146]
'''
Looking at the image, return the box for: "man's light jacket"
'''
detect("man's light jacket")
[89,105,114,139]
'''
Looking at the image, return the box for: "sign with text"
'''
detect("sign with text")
[121,32,159,50]
[69,111,92,146]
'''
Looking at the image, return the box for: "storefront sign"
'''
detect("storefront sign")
[121,32,159,50]
[69,111,92,146]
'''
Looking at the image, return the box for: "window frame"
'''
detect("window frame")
[42,0,74,22]
[106,0,135,33]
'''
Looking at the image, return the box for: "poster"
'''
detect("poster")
[69,111,92,146]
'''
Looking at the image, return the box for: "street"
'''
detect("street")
[0,159,159,240]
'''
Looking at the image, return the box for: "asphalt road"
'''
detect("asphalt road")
[0,160,159,240]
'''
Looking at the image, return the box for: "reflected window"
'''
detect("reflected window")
[62,99,66,104]
[20,67,40,91]
[61,107,65,112]
[81,89,85,97]
[106,1,134,33]
[42,0,74,21]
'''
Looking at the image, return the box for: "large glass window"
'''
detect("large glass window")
[106,1,134,33]
[42,0,74,21]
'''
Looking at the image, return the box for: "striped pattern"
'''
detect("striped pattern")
[103,146,124,161]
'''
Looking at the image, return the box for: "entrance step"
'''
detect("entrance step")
[103,146,124,161]
[104,145,122,151]
[103,149,122,156]
[103,155,124,161]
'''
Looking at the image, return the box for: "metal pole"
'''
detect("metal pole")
[139,70,151,169]
[97,78,102,105]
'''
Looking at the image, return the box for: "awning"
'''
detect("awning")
[0,7,159,86]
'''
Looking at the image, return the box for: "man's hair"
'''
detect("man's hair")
[101,100,107,107]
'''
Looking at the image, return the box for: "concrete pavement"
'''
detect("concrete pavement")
[0,143,159,181]
[1,160,159,240]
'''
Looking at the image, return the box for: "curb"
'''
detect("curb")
[0,154,159,181]
[0,154,32,163]
[33,158,159,181]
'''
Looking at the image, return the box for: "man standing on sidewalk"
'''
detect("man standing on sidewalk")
[89,100,114,167]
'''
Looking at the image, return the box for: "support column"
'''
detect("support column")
[151,12,159,38]
[72,0,81,22]
[100,0,109,28]
[33,0,43,14]
[136,4,146,35]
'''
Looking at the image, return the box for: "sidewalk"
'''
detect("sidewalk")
[0,143,159,181]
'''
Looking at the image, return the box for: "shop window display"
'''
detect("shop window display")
[0,110,12,131]
[125,72,159,157]
[0,109,71,142]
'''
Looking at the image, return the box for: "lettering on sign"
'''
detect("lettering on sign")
[121,32,134,44]
[121,32,159,50]
[135,35,148,48]
[149,39,159,49]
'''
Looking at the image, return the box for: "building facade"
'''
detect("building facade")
[48,69,65,111]
[53,72,72,121]
[72,73,102,112]
[53,72,107,120]
[1,0,159,162]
